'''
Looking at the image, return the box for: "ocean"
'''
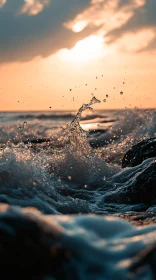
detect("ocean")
[0,97,156,279]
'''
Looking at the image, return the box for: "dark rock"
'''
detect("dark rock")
[122,138,156,168]
[0,211,70,280]
[0,171,10,181]
[105,161,156,204]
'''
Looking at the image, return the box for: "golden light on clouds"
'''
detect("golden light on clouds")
[117,29,156,52]
[20,0,50,16]
[0,0,156,111]
[63,0,153,63]
[65,0,146,36]
[59,35,108,63]
[72,21,88,33]
[0,0,6,8]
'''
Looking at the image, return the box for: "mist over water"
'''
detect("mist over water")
[0,98,156,279]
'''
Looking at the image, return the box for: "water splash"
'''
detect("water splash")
[19,121,27,131]
[49,97,117,185]
[63,96,101,151]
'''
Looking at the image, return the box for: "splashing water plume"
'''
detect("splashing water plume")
[49,96,116,185]
[1,96,156,216]
[65,96,101,151]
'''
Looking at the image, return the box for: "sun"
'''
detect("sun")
[59,35,106,63]
[72,21,88,33]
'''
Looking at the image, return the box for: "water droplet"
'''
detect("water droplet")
[106,95,108,98]
[91,96,101,104]
[120,91,123,95]
[103,99,106,102]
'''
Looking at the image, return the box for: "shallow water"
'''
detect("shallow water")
[0,101,156,279]
[0,104,156,214]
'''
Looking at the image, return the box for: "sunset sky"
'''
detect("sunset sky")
[0,0,156,111]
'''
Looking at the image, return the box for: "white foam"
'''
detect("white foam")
[30,211,156,279]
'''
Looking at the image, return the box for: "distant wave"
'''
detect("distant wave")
[17,113,75,120]
[14,113,108,121]
[81,114,107,121]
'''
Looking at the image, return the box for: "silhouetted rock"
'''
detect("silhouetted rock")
[122,138,156,168]
[105,161,156,204]
[0,211,70,280]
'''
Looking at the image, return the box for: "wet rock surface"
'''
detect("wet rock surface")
[122,138,156,168]
[105,161,156,204]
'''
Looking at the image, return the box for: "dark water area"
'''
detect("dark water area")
[0,100,156,279]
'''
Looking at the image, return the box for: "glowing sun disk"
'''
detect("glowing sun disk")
[61,36,105,63]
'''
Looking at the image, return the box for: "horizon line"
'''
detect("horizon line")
[0,107,156,113]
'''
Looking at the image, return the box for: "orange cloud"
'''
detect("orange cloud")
[0,0,6,8]
[106,0,156,51]
[116,28,156,52]
[20,0,50,16]
[65,0,145,35]
[0,0,92,62]
[0,0,156,63]
[64,0,156,54]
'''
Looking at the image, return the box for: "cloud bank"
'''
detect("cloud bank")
[106,0,156,52]
[0,0,155,63]
[0,0,92,62]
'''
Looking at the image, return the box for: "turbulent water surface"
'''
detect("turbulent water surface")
[0,99,156,279]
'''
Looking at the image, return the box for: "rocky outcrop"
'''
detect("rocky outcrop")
[122,138,156,168]
[105,161,156,204]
